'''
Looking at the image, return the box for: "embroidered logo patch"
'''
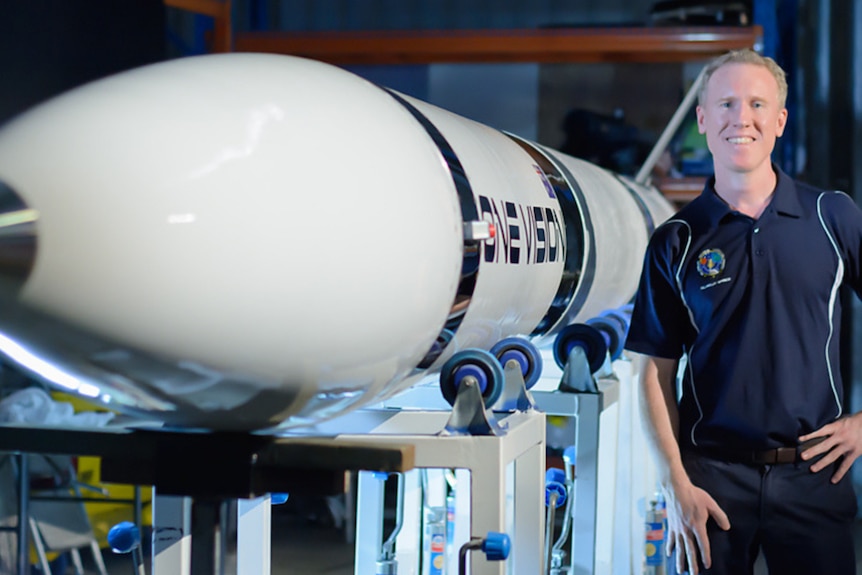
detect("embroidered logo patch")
[696,249,725,277]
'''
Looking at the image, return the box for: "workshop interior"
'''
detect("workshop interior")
[0,0,861,574]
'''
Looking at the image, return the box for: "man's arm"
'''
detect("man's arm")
[798,192,862,480]
[799,412,862,482]
[637,353,730,575]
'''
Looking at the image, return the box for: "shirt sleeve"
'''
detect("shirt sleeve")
[624,221,696,359]
[823,191,862,299]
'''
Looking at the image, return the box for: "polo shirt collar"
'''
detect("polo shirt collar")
[695,164,802,228]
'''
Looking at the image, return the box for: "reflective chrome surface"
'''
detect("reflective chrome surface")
[504,137,593,337]
[0,300,305,430]
[0,180,37,296]
[386,90,478,370]
[0,182,307,430]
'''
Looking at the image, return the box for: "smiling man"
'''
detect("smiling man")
[625,49,862,574]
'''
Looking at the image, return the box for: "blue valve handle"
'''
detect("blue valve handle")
[107,521,140,554]
[482,532,511,561]
[562,445,577,466]
[270,493,289,505]
[458,532,511,575]
[545,467,566,484]
[545,481,567,508]
[108,521,145,575]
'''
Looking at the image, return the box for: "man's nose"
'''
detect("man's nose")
[732,104,752,126]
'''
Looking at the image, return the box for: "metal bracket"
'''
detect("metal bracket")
[557,346,599,394]
[491,362,537,412]
[440,379,506,437]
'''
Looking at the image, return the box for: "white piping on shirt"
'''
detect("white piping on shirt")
[665,219,705,446]
[817,192,845,420]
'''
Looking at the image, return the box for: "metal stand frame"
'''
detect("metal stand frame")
[345,409,545,575]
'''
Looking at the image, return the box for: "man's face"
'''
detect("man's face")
[696,63,787,175]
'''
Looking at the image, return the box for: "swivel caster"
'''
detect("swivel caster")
[552,323,608,373]
[586,315,627,361]
[439,349,505,435]
[490,337,543,390]
[440,349,504,408]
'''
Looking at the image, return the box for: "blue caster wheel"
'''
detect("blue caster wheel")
[586,316,626,361]
[601,307,631,333]
[553,323,608,372]
[440,349,504,408]
[490,337,543,390]
[429,329,455,354]
[419,328,457,368]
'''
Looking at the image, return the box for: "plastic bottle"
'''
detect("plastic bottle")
[644,499,665,575]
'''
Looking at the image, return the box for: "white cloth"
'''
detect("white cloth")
[0,387,114,427]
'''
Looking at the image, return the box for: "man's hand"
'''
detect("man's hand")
[799,412,862,483]
[664,481,730,575]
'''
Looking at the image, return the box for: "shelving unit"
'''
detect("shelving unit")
[652,175,710,206]
[163,0,232,52]
[232,27,756,201]
[162,0,762,203]
[232,26,762,65]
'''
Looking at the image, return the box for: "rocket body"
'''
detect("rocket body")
[0,53,673,430]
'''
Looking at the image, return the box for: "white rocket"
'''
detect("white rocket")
[0,53,674,430]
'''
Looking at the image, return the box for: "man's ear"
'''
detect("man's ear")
[776,107,788,138]
[696,106,706,135]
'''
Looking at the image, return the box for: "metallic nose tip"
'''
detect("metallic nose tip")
[0,179,37,295]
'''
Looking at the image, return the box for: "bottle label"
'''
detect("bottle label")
[645,521,664,566]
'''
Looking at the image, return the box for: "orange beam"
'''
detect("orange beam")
[233,26,762,65]
[164,0,233,52]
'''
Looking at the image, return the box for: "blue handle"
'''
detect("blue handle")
[545,481,567,508]
[545,467,565,484]
[482,532,511,561]
[107,521,140,554]
[563,445,577,465]
[270,493,289,505]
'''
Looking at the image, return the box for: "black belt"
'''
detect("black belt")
[688,437,826,465]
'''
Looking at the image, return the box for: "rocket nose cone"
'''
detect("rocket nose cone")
[0,179,37,296]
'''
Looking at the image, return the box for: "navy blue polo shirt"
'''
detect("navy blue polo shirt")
[625,166,862,451]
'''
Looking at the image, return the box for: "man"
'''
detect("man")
[625,48,862,574]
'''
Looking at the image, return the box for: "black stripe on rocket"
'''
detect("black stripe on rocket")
[504,135,594,337]
[384,89,479,370]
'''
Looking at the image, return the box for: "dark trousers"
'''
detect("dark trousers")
[680,451,858,575]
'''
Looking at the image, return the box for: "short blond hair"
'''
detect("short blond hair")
[698,49,788,109]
